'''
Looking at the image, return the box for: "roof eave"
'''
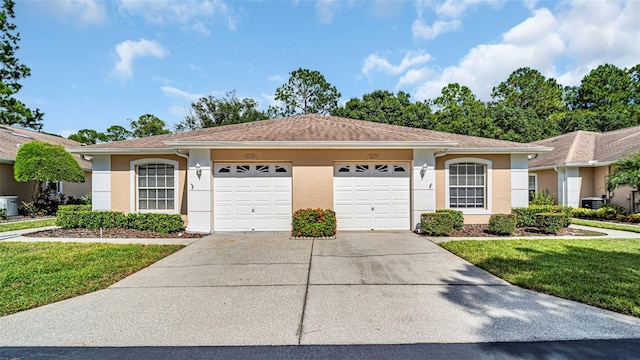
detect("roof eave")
[529,161,614,171]
[447,146,553,154]
[163,140,459,149]
[69,148,175,155]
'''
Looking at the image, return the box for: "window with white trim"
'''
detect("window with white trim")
[528,174,537,201]
[130,159,179,213]
[445,158,492,214]
[449,162,486,208]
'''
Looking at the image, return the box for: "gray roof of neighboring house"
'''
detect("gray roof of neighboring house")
[0,125,91,170]
[75,114,550,153]
[529,125,640,168]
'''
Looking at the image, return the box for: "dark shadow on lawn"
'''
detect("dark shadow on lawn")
[437,244,640,359]
[2,339,640,360]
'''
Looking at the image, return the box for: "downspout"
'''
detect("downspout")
[175,149,189,160]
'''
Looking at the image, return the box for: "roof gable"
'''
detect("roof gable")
[77,114,548,153]
[530,125,640,168]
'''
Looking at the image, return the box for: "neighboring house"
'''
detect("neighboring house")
[529,125,640,213]
[72,114,550,233]
[0,125,92,209]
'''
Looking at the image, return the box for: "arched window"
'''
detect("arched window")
[130,159,179,213]
[445,158,492,214]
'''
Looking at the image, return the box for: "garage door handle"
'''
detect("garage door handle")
[252,209,255,213]
[371,207,374,211]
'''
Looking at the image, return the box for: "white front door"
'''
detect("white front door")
[214,164,292,232]
[334,163,410,230]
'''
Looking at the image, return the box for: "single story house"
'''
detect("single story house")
[529,125,640,213]
[0,124,92,211]
[73,114,550,233]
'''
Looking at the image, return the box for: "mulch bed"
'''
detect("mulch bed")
[26,228,203,239]
[450,224,604,237]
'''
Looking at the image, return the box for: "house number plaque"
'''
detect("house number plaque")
[244,154,257,160]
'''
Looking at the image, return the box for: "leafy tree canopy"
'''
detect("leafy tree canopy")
[272,68,341,116]
[0,0,44,130]
[175,91,267,132]
[68,125,132,144]
[14,141,85,183]
[332,90,432,128]
[130,114,170,138]
[606,152,640,192]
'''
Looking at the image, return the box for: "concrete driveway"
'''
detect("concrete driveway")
[0,232,639,346]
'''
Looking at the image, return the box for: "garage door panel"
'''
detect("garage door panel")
[334,163,410,231]
[214,164,292,232]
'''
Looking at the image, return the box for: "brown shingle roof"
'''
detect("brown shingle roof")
[0,125,91,170]
[78,114,546,152]
[530,125,640,168]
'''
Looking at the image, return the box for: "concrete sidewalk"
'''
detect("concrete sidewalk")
[0,231,638,347]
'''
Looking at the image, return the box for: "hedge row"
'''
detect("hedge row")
[436,209,463,230]
[421,213,454,236]
[488,214,516,235]
[292,208,336,237]
[512,205,571,227]
[56,207,183,234]
[572,207,640,223]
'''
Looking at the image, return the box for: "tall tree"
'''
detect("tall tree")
[103,125,132,142]
[68,129,105,145]
[175,91,267,132]
[272,68,341,116]
[491,67,565,121]
[0,0,44,130]
[431,83,501,138]
[332,90,433,128]
[569,63,639,131]
[130,114,170,138]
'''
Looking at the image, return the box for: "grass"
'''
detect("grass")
[0,242,183,316]
[0,218,56,233]
[571,218,640,234]
[441,239,640,317]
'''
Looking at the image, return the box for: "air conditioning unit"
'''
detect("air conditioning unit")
[0,196,19,216]
[581,197,604,210]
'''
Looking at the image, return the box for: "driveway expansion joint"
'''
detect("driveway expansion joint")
[297,239,314,345]
[153,262,308,268]
[314,252,446,258]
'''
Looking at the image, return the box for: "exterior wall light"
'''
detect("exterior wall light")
[195,162,202,179]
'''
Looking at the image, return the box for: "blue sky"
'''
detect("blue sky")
[13,0,640,137]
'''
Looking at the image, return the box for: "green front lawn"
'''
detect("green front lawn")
[571,218,640,234]
[0,242,183,316]
[441,239,640,317]
[0,218,56,233]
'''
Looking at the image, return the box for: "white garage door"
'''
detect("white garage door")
[214,163,292,232]
[334,163,410,230]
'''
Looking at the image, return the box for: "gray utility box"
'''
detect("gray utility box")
[581,197,605,210]
[0,196,19,216]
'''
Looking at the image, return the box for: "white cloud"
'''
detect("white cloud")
[260,93,279,108]
[118,0,238,34]
[42,0,107,26]
[412,1,639,101]
[362,50,432,77]
[161,86,203,102]
[412,18,461,40]
[412,0,503,40]
[114,39,169,78]
[397,68,431,88]
[267,75,284,82]
[315,0,340,24]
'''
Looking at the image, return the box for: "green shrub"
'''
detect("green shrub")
[57,204,92,213]
[536,213,565,234]
[127,213,184,234]
[488,214,516,235]
[436,209,464,230]
[571,207,597,219]
[56,209,184,234]
[595,206,619,220]
[530,190,555,205]
[420,212,453,236]
[598,203,626,215]
[626,214,640,223]
[0,209,6,220]
[512,205,572,227]
[291,208,336,237]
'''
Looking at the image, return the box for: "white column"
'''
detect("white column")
[186,149,212,233]
[91,155,111,210]
[411,149,436,231]
[557,167,566,206]
[566,167,580,208]
[510,154,529,208]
